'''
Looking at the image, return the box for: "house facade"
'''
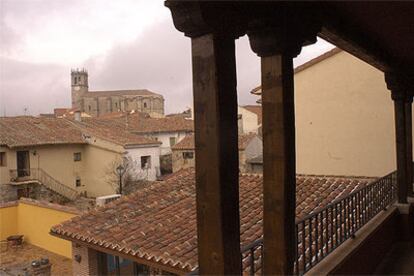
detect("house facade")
[0,116,161,200]
[171,133,262,173]
[252,48,409,177]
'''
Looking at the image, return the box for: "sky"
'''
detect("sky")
[0,0,335,116]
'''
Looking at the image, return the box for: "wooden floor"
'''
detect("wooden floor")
[0,243,72,275]
[374,240,414,275]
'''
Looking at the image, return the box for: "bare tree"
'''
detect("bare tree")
[105,156,150,195]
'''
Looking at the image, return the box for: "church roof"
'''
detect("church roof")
[51,168,374,273]
[84,89,163,98]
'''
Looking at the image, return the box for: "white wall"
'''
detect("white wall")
[149,132,189,155]
[238,106,259,134]
[126,146,161,181]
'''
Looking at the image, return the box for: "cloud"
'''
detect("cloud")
[0,1,334,116]
[0,57,69,116]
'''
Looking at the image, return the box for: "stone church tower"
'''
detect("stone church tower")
[70,69,165,117]
[71,69,88,111]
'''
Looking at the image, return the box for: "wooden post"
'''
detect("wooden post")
[247,13,318,274]
[405,102,413,197]
[385,72,414,203]
[191,33,241,275]
[394,99,409,203]
[261,54,296,274]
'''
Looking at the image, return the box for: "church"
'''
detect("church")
[71,69,165,117]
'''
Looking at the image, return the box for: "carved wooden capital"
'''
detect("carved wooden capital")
[247,8,321,58]
[165,1,247,39]
[385,71,414,103]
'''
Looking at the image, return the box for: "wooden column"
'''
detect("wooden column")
[385,72,414,203]
[261,53,297,274]
[247,13,318,274]
[191,33,241,275]
[405,102,413,197]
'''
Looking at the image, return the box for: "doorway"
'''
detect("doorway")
[16,151,30,177]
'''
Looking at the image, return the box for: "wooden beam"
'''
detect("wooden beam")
[405,102,413,197]
[191,33,241,275]
[261,54,296,274]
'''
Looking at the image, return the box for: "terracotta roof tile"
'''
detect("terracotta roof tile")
[68,118,160,147]
[51,168,374,273]
[0,116,85,148]
[95,113,194,134]
[172,133,258,151]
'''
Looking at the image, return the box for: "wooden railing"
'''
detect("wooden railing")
[10,168,79,201]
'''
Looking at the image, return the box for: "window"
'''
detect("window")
[88,105,91,111]
[183,151,194,159]
[74,152,81,161]
[141,156,151,169]
[169,137,176,147]
[0,152,6,166]
[143,102,147,108]
[75,178,81,187]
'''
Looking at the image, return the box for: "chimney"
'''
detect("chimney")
[74,111,81,122]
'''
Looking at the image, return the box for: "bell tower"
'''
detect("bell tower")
[71,68,89,110]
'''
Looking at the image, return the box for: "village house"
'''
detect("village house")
[250,48,406,178]
[0,115,161,200]
[51,168,376,275]
[238,105,262,134]
[171,133,262,173]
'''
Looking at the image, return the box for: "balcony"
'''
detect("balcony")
[165,2,414,274]
[9,169,79,201]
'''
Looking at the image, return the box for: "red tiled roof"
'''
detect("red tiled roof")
[172,133,258,151]
[54,108,70,117]
[243,105,262,125]
[68,118,161,147]
[0,116,85,148]
[99,113,194,134]
[51,168,373,273]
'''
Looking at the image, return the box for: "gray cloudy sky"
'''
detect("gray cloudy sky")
[0,0,334,116]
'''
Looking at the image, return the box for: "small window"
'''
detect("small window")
[73,152,81,161]
[75,178,81,187]
[74,77,78,85]
[169,137,176,147]
[143,102,147,108]
[115,102,118,108]
[88,105,91,111]
[0,152,6,166]
[183,151,194,159]
[141,156,151,169]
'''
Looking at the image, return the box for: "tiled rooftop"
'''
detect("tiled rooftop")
[51,168,374,273]
[69,118,161,147]
[172,133,258,151]
[0,116,85,148]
